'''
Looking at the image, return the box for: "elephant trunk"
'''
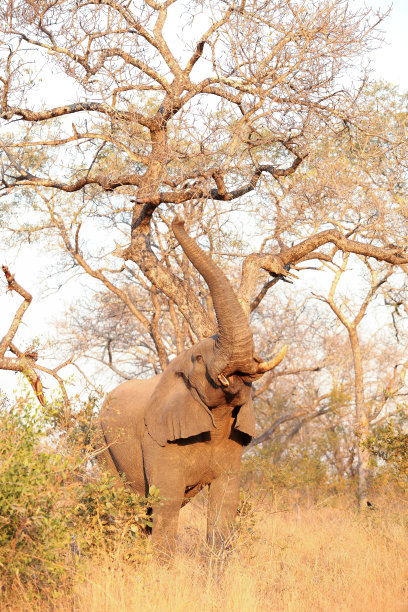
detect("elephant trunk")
[172,217,257,379]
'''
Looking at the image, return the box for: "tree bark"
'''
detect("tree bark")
[348,326,371,510]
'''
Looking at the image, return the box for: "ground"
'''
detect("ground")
[8,490,405,612]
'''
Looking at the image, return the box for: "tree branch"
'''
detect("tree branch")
[1,102,151,128]
[239,230,408,313]
[246,410,309,450]
[0,266,69,408]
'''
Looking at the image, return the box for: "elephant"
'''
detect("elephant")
[98,216,286,553]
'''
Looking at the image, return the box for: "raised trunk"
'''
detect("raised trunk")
[172,217,256,378]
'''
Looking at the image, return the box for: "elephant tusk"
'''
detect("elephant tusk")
[218,374,230,387]
[256,345,287,374]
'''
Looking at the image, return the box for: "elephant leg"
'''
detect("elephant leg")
[151,480,185,555]
[207,471,240,549]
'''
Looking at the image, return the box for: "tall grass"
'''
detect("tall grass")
[1,398,407,611]
[73,500,408,612]
[4,494,406,612]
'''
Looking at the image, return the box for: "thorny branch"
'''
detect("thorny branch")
[0,265,70,408]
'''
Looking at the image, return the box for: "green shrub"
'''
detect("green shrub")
[73,474,159,562]
[0,396,157,600]
[364,420,408,486]
[0,399,72,591]
[243,448,329,493]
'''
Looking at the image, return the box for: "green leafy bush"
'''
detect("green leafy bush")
[364,420,408,486]
[0,399,72,590]
[0,395,157,599]
[242,448,330,499]
[73,474,158,561]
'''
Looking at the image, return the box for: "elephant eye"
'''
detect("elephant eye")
[196,354,203,362]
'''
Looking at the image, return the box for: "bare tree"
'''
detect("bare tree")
[312,253,408,507]
[1,0,406,340]
[2,2,408,489]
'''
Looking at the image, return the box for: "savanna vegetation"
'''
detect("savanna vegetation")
[1,390,408,610]
[1,0,408,609]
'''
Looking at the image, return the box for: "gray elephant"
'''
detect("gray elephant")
[98,217,285,553]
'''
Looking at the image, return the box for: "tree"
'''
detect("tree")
[1,0,406,345]
[2,3,408,501]
[314,256,386,506]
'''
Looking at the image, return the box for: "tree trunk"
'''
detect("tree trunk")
[348,326,371,510]
[124,124,216,340]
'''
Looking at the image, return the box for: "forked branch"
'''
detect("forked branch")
[238,229,408,313]
[0,266,70,408]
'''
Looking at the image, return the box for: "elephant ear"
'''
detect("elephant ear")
[233,396,256,443]
[145,375,216,447]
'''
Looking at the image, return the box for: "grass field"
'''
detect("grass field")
[5,491,406,612]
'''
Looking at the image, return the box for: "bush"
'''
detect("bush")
[242,448,330,500]
[0,396,156,601]
[73,474,158,561]
[0,399,73,591]
[364,420,408,486]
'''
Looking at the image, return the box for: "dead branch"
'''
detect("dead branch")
[245,410,309,450]
[238,230,407,314]
[0,266,70,408]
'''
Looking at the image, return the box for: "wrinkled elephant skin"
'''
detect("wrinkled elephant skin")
[98,218,285,553]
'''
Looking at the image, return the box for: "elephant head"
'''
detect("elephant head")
[144,216,286,447]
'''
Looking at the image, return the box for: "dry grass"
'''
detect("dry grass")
[72,495,408,611]
[4,494,408,611]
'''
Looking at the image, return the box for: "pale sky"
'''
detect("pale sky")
[1,0,407,399]
[368,0,408,90]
